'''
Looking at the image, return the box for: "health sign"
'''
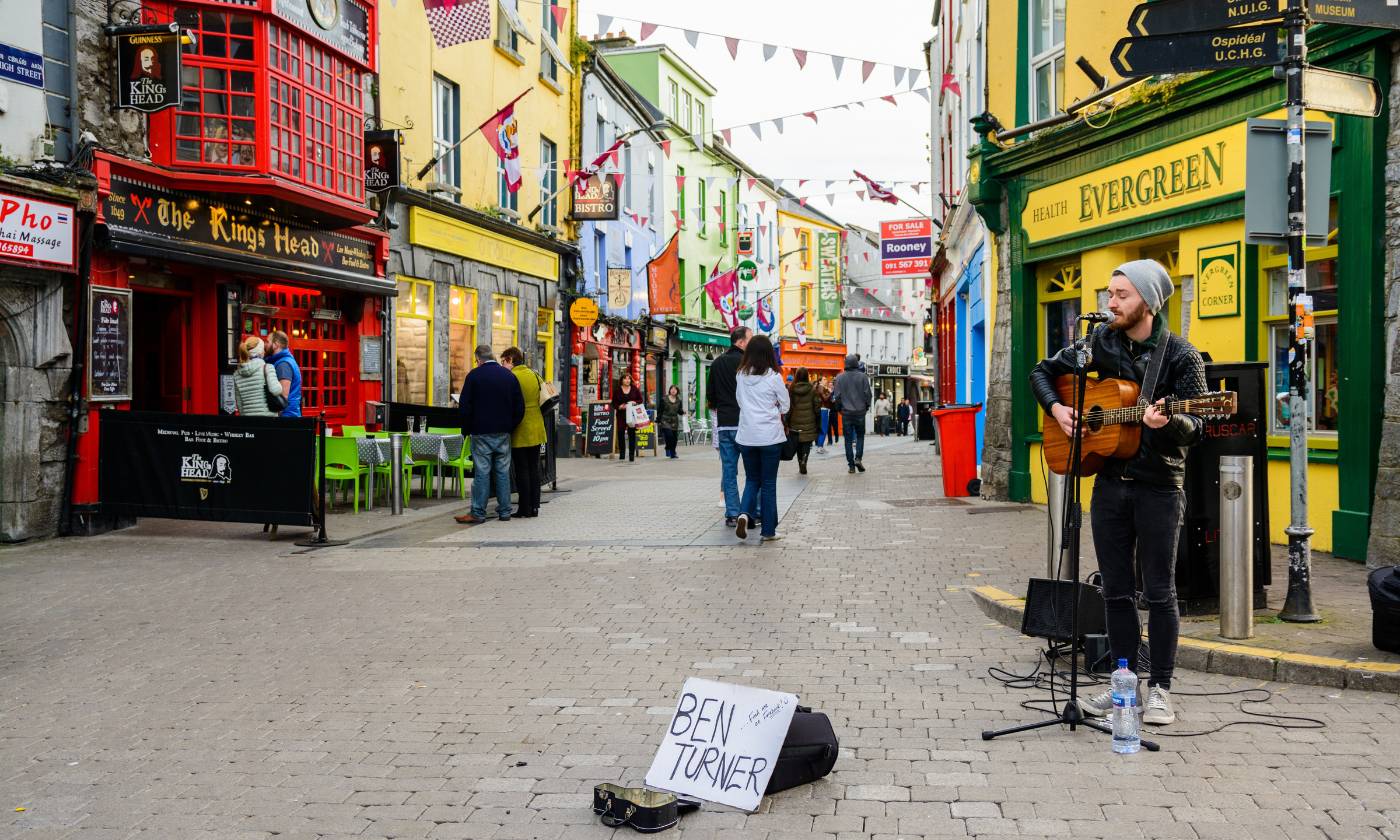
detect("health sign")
[879,218,932,276]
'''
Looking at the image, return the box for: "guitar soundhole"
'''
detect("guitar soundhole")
[1084,405,1104,433]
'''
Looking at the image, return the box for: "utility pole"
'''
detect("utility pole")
[1279,0,1319,622]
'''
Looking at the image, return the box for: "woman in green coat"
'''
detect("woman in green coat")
[786,368,823,474]
[502,347,546,518]
[658,385,683,459]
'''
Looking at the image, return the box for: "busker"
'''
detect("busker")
[455,344,524,525]
[832,354,873,474]
[786,368,822,475]
[1029,259,1206,726]
[707,326,751,526]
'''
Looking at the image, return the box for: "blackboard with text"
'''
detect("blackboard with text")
[89,286,132,402]
[585,402,614,456]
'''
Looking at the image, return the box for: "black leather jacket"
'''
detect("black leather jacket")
[1029,322,1207,487]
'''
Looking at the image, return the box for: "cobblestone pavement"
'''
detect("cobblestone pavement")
[2,437,1398,839]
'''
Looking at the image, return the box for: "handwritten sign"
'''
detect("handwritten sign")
[645,678,797,811]
[585,401,614,456]
[88,286,132,402]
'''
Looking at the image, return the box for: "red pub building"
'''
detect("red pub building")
[70,0,390,533]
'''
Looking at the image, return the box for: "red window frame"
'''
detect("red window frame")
[245,284,352,421]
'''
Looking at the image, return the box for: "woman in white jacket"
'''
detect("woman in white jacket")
[733,335,790,542]
[232,336,283,417]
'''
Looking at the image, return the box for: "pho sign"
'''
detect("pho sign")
[0,190,77,271]
[572,174,620,221]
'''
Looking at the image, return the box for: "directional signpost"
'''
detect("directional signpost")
[1307,0,1400,28]
[1126,0,1284,37]
[1110,23,1285,76]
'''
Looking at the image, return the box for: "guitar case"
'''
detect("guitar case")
[765,706,839,795]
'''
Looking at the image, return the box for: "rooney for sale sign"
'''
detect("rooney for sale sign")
[879,218,932,277]
[0,191,77,271]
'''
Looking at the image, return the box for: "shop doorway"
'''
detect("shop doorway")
[131,291,190,414]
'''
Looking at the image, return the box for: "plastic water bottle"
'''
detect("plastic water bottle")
[1111,658,1140,754]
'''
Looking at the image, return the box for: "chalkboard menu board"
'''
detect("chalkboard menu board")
[585,402,615,456]
[89,286,132,402]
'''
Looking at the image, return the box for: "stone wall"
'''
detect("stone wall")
[978,203,1015,500]
[1366,41,1400,569]
[73,0,146,158]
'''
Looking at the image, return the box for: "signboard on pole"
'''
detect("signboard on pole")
[1302,65,1381,116]
[879,218,933,276]
[1127,0,1284,37]
[817,233,840,320]
[1111,24,1285,76]
[571,174,620,220]
[115,29,182,112]
[1308,0,1400,29]
[607,267,632,310]
[736,229,755,256]
[644,678,798,811]
[364,130,400,194]
[1243,118,1333,247]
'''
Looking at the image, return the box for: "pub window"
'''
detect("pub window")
[540,135,558,227]
[683,90,693,133]
[1262,208,1339,438]
[173,7,257,169]
[395,277,434,406]
[668,79,680,122]
[697,101,706,138]
[540,0,558,82]
[432,75,460,189]
[266,20,364,200]
[718,189,728,246]
[1029,0,1066,122]
[496,0,528,55]
[1039,261,1081,357]
[536,308,555,383]
[448,286,478,398]
[491,294,519,358]
[697,177,708,236]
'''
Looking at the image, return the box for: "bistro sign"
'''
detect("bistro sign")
[102,176,378,282]
[571,174,620,220]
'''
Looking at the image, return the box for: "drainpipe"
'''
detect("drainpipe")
[58,211,95,536]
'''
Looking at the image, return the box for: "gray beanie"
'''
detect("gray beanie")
[1113,259,1174,314]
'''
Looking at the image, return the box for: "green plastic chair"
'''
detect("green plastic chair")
[439,436,474,499]
[341,425,368,438]
[323,436,368,513]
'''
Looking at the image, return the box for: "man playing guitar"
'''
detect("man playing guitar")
[1030,259,1207,726]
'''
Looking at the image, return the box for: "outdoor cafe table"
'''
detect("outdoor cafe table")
[353,432,465,508]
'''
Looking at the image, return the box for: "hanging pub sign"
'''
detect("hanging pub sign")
[571,174,620,220]
[364,130,399,194]
[736,228,755,256]
[607,267,632,310]
[88,286,132,402]
[114,26,181,113]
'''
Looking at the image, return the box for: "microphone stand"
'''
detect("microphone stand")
[980,319,1160,751]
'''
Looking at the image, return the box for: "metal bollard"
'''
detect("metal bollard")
[1219,455,1254,639]
[390,433,406,516]
[1046,471,1067,579]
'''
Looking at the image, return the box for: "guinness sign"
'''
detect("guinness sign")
[114,27,181,113]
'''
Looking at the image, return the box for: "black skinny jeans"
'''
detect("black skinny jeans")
[661,427,678,457]
[1090,474,1185,689]
[511,445,542,515]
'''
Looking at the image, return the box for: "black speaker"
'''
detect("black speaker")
[1020,578,1107,642]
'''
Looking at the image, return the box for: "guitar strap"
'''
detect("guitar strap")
[1137,330,1172,409]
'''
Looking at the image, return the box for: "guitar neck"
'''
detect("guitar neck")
[1091,397,1205,427]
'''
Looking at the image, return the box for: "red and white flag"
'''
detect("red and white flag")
[854,170,899,205]
[705,268,740,330]
[790,313,809,346]
[422,0,491,49]
[480,90,531,193]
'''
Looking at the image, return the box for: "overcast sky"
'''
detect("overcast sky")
[574,0,935,233]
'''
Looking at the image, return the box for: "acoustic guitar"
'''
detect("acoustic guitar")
[1042,375,1238,476]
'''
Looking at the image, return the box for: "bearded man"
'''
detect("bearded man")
[1028,259,1207,726]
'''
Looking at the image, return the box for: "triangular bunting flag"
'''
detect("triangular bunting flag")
[861,60,875,82]
[792,48,807,69]
[826,194,836,206]
[911,183,922,195]
[746,178,757,191]
[915,87,931,102]
[672,209,682,227]
[758,200,766,212]
[749,122,763,140]
[639,21,658,40]
[798,179,808,188]
[825,180,835,190]
[721,128,732,146]
[596,14,612,35]
[773,117,784,134]
[893,66,906,87]
[882,94,898,106]
[799,196,808,206]
[713,204,723,217]
[724,37,739,59]
[831,55,845,78]
[550,3,567,32]
[660,139,672,158]
[639,215,648,227]
[909,68,923,89]
[675,175,686,191]
[857,190,866,201]
[863,253,871,262]
[804,111,818,124]
[763,43,777,61]
[683,29,699,48]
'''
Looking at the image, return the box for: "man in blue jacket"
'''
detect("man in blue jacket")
[455,344,524,524]
[266,329,302,417]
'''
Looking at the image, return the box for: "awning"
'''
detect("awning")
[676,327,730,348]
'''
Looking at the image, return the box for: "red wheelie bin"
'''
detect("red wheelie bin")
[929,404,982,498]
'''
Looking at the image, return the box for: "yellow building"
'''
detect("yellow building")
[971,0,1389,558]
[377,0,580,404]
[776,204,846,381]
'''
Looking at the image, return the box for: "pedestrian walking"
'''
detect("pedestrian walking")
[500,346,545,519]
[897,397,913,436]
[833,354,873,474]
[232,336,284,417]
[823,380,841,447]
[611,372,644,462]
[733,335,789,542]
[786,368,822,475]
[454,344,524,525]
[814,380,829,453]
[265,329,302,417]
[874,391,893,437]
[707,326,751,526]
[659,385,684,459]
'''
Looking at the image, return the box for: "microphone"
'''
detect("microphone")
[1079,311,1116,323]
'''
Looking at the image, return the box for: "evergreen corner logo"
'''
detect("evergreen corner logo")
[1197,244,1240,319]
[180,453,233,485]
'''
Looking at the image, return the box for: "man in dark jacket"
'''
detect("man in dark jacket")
[706,326,750,525]
[1029,259,1206,726]
[832,354,873,473]
[455,344,525,525]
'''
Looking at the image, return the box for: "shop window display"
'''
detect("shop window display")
[395,278,434,405]
[448,287,478,398]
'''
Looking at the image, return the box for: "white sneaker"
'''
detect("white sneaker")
[761,533,782,542]
[734,513,749,540]
[1076,688,1114,718]
[1143,686,1175,726]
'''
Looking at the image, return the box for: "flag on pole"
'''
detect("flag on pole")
[646,234,682,315]
[480,90,531,193]
[705,268,740,329]
[422,0,491,49]
[790,313,809,346]
[756,295,776,332]
[853,170,899,204]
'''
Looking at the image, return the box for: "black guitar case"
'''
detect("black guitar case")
[764,706,839,795]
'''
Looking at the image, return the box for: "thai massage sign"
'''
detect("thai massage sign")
[645,678,797,811]
[102,176,376,278]
[1022,119,1248,244]
[1197,242,1241,318]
